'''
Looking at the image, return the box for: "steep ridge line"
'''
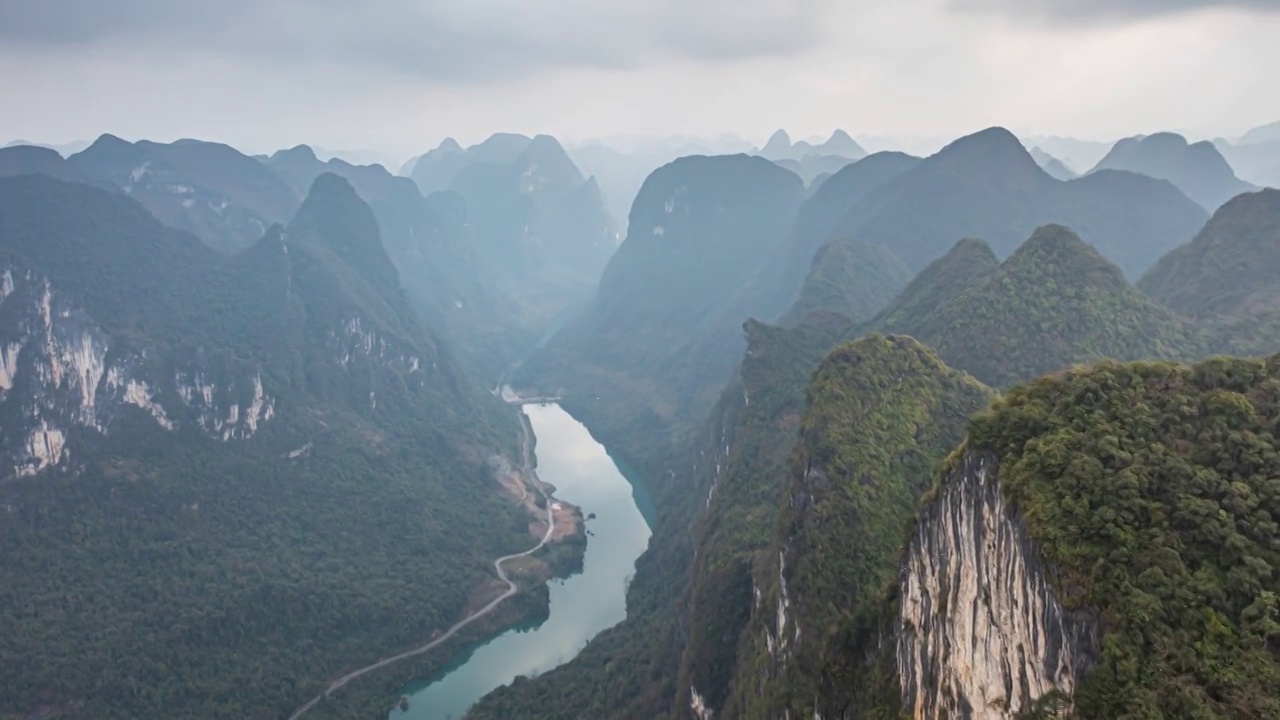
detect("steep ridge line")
[286,408,556,720]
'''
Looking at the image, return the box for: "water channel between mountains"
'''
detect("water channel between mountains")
[390,402,654,720]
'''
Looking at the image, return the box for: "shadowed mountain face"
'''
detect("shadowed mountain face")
[1090,132,1257,211]
[0,173,530,720]
[821,127,1207,279]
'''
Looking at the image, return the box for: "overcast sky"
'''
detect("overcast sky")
[2,0,1278,159]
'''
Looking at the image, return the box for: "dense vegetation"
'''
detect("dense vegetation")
[869,236,998,331]
[966,355,1280,718]
[672,319,857,714]
[725,335,993,719]
[0,175,548,720]
[879,224,1195,388]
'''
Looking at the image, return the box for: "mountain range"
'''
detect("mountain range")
[0,172,551,720]
[1089,132,1257,211]
[472,173,1280,720]
[4,118,1280,720]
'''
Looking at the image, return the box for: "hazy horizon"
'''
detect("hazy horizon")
[2,0,1279,161]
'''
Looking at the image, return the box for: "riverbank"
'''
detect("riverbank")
[283,407,587,720]
[390,403,652,720]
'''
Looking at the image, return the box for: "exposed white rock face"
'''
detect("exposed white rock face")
[329,314,423,377]
[174,369,275,442]
[897,451,1099,720]
[18,422,66,477]
[0,266,276,477]
[690,686,714,720]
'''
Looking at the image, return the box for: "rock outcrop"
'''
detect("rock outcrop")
[898,451,1100,719]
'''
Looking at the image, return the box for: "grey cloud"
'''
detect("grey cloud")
[0,0,822,81]
[950,0,1280,25]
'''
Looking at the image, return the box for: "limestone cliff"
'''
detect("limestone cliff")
[898,450,1100,719]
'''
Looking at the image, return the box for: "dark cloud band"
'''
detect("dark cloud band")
[0,0,821,82]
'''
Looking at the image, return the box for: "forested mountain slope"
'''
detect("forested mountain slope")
[0,174,536,720]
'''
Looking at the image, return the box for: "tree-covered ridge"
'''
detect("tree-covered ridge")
[0,174,538,720]
[1139,188,1280,319]
[870,236,999,331]
[881,224,1195,388]
[966,354,1280,719]
[672,319,855,715]
[725,334,993,719]
[781,240,913,325]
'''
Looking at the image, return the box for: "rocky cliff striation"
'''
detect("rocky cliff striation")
[898,450,1100,719]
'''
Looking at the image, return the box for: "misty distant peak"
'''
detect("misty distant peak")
[823,129,865,158]
[928,126,1044,179]
[762,129,793,156]
[437,137,464,153]
[1092,131,1255,211]
[89,133,132,149]
[273,144,319,164]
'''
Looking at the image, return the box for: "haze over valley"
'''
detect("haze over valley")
[3,2,1280,719]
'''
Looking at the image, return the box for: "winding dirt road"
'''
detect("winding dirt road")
[286,412,553,720]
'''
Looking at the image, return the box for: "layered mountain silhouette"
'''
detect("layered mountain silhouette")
[1213,137,1280,190]
[0,144,116,190]
[264,143,532,381]
[60,134,301,252]
[759,129,867,162]
[1241,119,1280,145]
[517,154,804,475]
[1029,146,1077,180]
[406,133,619,291]
[407,133,532,194]
[1090,132,1256,211]
[0,173,528,720]
[816,127,1207,279]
